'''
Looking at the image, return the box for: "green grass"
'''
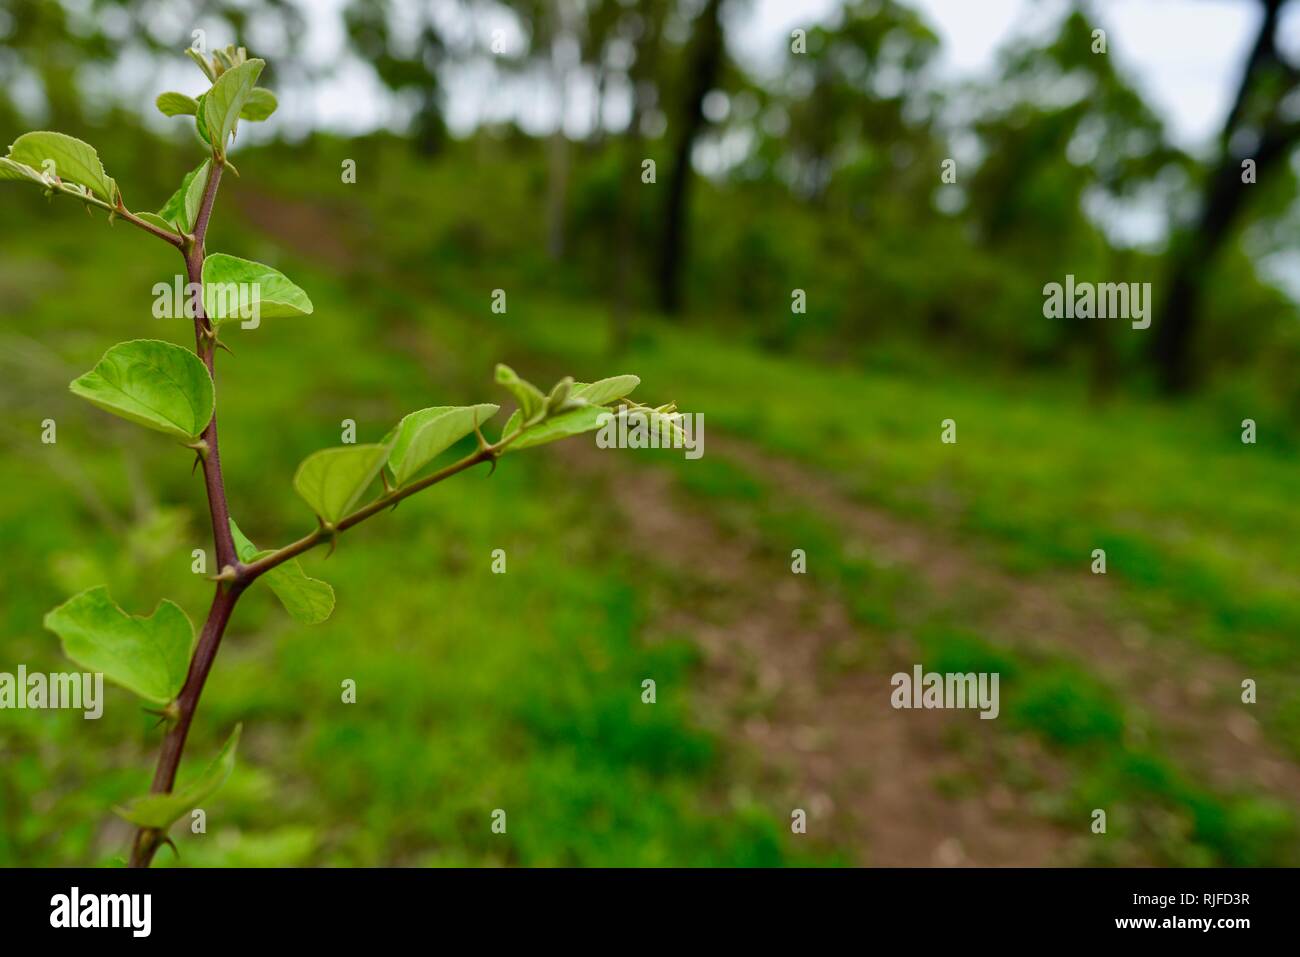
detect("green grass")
[0,194,807,866]
[646,450,1298,865]
[2,134,1296,867]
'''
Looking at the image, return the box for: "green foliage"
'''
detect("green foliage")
[3,131,117,203]
[43,585,194,705]
[117,725,241,830]
[293,444,391,525]
[155,92,199,117]
[498,371,641,449]
[240,88,278,122]
[185,47,216,83]
[133,211,178,233]
[202,59,265,155]
[69,339,214,442]
[201,253,313,324]
[385,404,499,486]
[494,363,547,426]
[157,160,210,233]
[12,47,680,869]
[504,404,610,451]
[572,375,640,406]
[230,520,334,624]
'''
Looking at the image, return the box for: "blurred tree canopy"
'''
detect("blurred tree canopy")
[2,0,1298,412]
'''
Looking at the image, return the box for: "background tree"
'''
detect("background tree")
[1149,0,1300,393]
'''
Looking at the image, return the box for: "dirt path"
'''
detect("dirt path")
[244,189,1300,856]
[565,443,1081,866]
[712,435,1300,808]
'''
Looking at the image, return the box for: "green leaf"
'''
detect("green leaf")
[240,87,278,121]
[194,92,212,145]
[202,253,313,325]
[116,725,241,830]
[133,211,178,234]
[573,375,639,406]
[155,92,199,117]
[6,131,117,203]
[293,444,391,525]
[43,585,194,705]
[202,59,264,152]
[230,519,334,624]
[186,47,216,83]
[157,160,209,233]
[0,156,48,186]
[69,339,214,442]
[503,403,614,452]
[494,364,546,425]
[386,404,499,486]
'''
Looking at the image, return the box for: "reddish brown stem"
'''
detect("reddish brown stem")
[130,158,241,868]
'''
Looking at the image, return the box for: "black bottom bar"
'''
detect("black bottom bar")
[0,867,1282,943]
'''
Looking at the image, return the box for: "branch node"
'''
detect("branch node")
[211,564,239,585]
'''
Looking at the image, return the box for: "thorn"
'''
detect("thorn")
[320,521,338,558]
[192,451,202,475]
[485,454,498,477]
[159,836,179,860]
[214,338,235,357]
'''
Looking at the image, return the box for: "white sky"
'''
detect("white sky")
[170,0,1298,154]
[734,0,1293,151]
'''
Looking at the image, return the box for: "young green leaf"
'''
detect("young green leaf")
[157,159,210,233]
[293,443,391,525]
[573,375,639,406]
[0,156,49,186]
[43,585,194,705]
[202,59,264,152]
[194,92,212,145]
[498,375,641,444]
[545,377,575,416]
[133,211,179,234]
[155,92,199,117]
[240,88,278,121]
[494,364,546,425]
[69,339,214,442]
[503,404,614,452]
[386,404,499,486]
[116,725,241,830]
[6,131,117,203]
[229,519,334,624]
[202,253,313,324]
[185,47,216,83]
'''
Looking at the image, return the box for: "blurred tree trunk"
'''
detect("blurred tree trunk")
[656,0,724,316]
[545,2,578,261]
[1150,0,1297,393]
[612,7,664,353]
